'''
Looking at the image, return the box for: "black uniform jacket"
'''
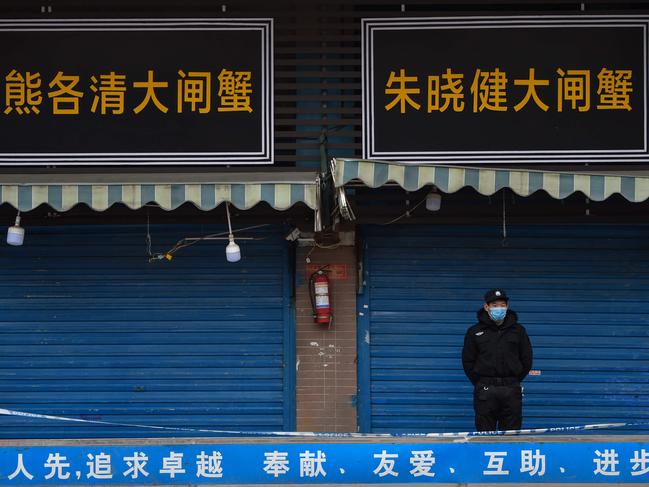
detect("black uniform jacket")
[462,308,533,386]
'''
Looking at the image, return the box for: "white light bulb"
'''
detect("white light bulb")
[226,236,241,262]
[7,215,24,246]
[426,192,442,211]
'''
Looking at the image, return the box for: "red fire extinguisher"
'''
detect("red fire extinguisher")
[309,266,332,325]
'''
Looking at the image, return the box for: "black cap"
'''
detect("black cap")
[484,289,509,304]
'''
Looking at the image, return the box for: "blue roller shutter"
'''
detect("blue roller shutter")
[358,224,649,434]
[0,224,294,438]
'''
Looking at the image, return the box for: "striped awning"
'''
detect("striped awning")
[0,171,320,212]
[332,158,649,203]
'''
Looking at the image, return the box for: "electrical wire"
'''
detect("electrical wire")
[145,210,153,259]
[148,223,271,262]
[305,245,316,263]
[225,201,234,236]
[380,197,426,226]
[315,242,341,249]
[502,191,508,246]
[167,223,270,254]
[304,242,343,266]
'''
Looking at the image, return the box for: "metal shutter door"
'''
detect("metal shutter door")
[358,224,649,434]
[0,224,294,438]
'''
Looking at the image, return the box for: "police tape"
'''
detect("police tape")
[0,407,642,438]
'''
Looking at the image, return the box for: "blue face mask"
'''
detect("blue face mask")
[488,306,507,322]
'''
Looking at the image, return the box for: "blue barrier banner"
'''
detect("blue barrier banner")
[1,442,648,483]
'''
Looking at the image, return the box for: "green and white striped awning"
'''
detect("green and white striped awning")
[332,158,649,203]
[0,171,320,212]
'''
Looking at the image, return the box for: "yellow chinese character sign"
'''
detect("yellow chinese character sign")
[217,69,253,113]
[0,19,272,166]
[4,70,42,115]
[364,16,646,164]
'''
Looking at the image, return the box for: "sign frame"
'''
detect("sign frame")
[0,17,274,166]
[362,15,649,164]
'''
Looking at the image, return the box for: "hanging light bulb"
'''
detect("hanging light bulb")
[225,202,241,262]
[425,190,442,211]
[6,212,24,246]
[226,235,241,262]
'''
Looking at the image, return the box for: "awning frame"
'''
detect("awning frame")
[0,170,322,230]
[332,158,649,203]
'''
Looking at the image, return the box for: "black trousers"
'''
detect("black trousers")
[473,383,522,431]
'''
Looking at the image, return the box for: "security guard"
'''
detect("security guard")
[462,289,533,431]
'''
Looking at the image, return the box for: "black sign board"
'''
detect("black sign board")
[363,16,648,163]
[0,18,272,165]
